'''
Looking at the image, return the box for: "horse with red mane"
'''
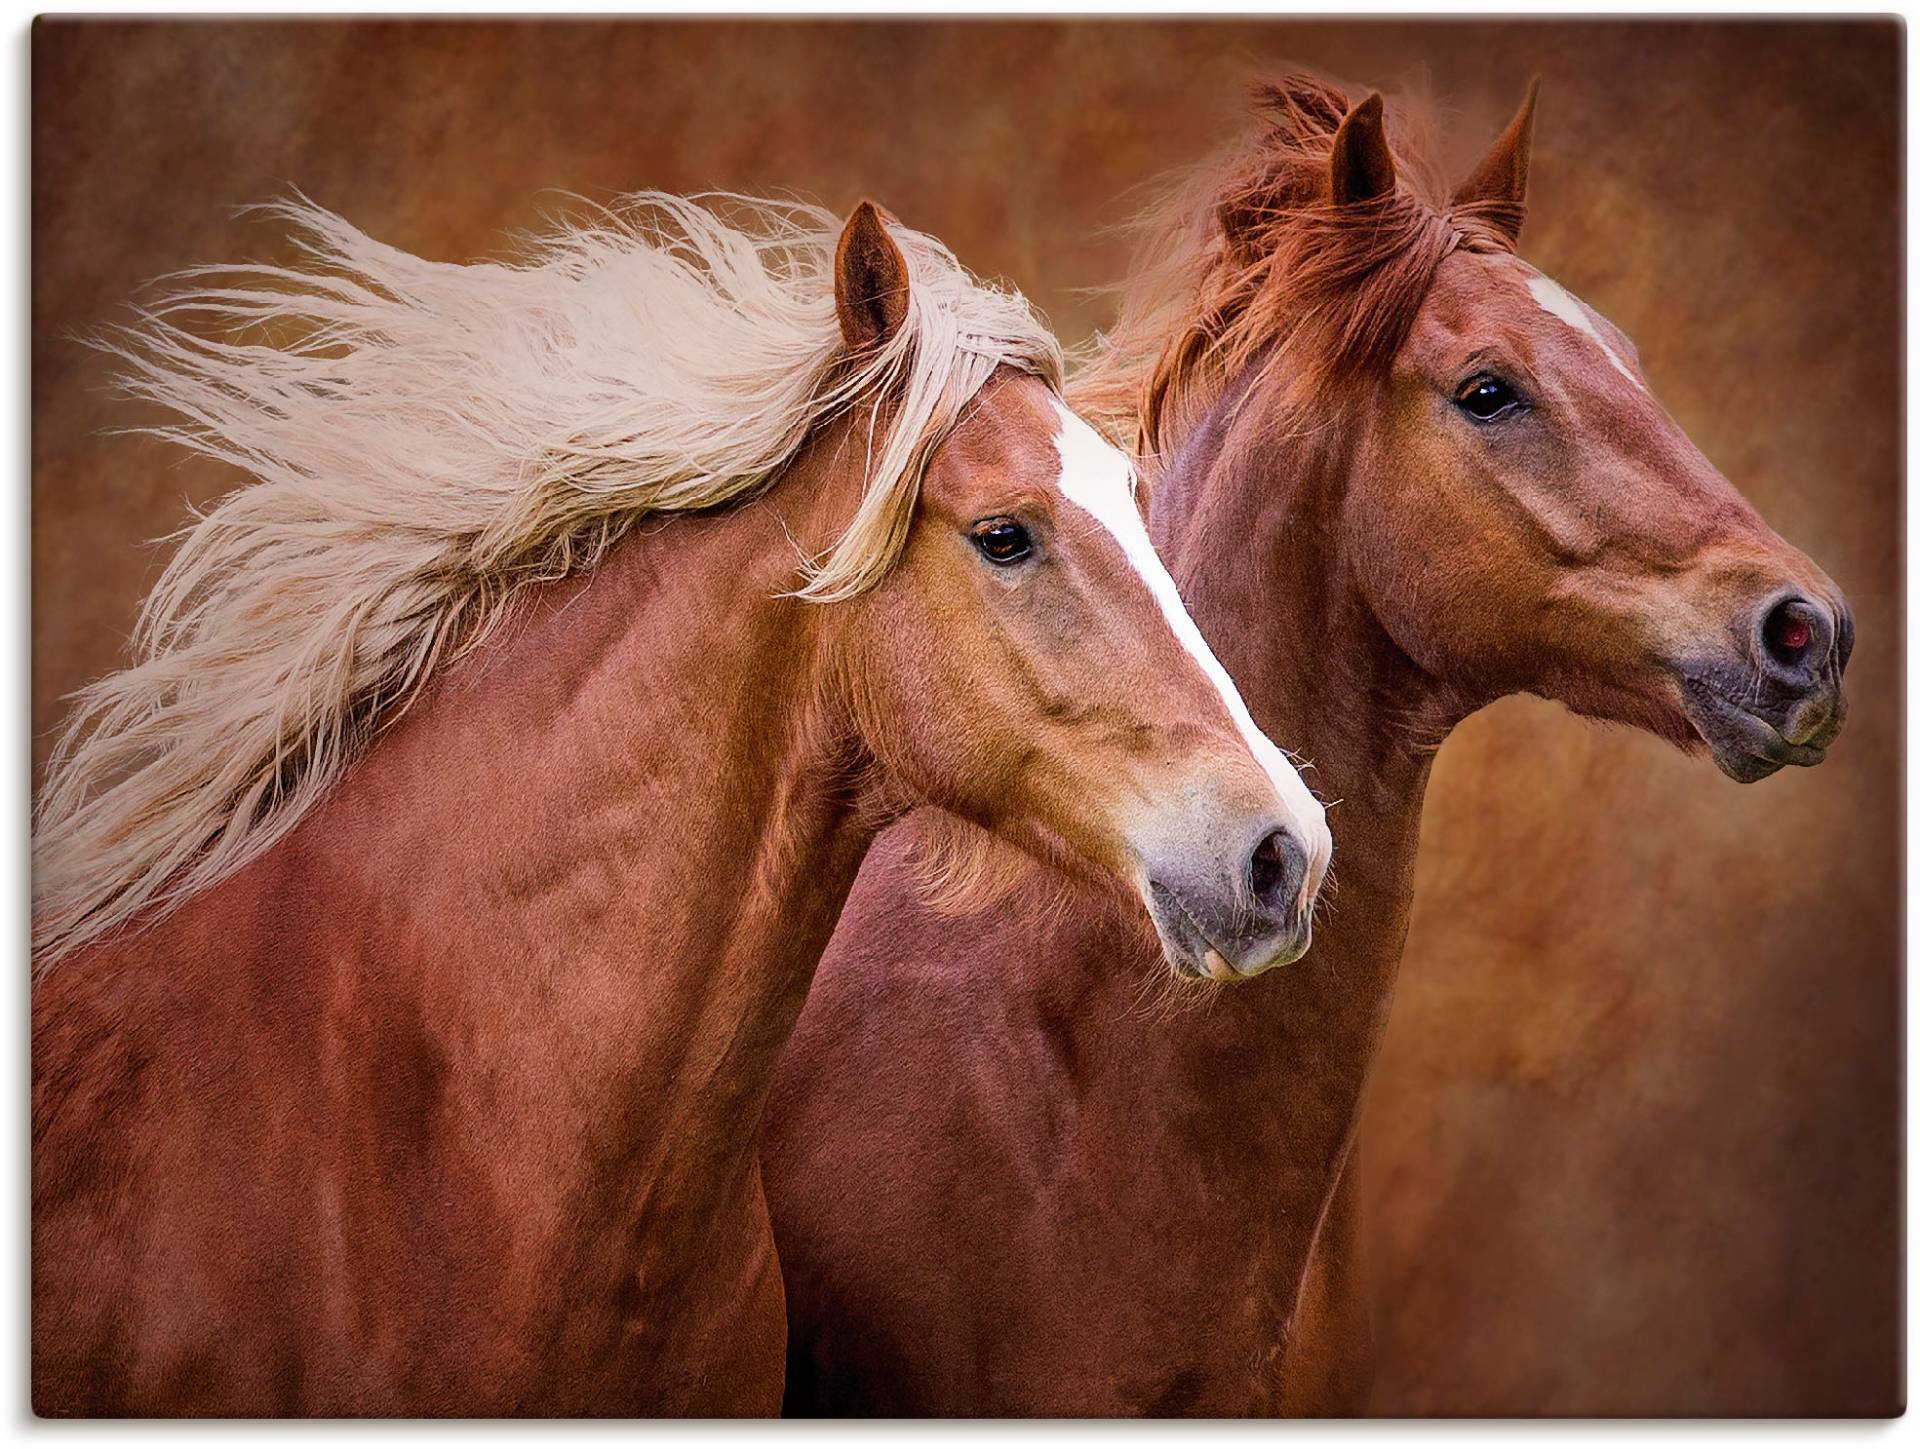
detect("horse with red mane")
[764,77,1854,1414]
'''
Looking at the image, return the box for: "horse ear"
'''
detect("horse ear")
[834,200,911,352]
[1329,92,1396,205]
[1451,78,1540,244]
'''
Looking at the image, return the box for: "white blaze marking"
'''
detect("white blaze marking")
[1048,398,1331,863]
[1525,274,1643,389]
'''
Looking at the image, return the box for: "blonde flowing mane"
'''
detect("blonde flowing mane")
[34,192,1064,966]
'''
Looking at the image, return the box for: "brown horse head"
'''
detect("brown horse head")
[1364,92,1850,781]
[1098,77,1850,785]
[33,194,1327,985]
[826,203,1330,977]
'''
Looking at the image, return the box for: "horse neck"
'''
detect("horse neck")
[1148,376,1462,1045]
[310,428,883,1195]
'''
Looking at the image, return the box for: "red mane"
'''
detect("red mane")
[1072,73,1523,473]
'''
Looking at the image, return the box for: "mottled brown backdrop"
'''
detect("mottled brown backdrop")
[31,18,1902,1416]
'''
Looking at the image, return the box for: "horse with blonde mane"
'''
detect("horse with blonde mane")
[764,78,1854,1414]
[32,194,1331,1415]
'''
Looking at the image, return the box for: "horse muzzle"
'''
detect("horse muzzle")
[1144,821,1326,981]
[1678,585,1853,783]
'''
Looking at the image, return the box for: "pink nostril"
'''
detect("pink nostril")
[1759,594,1833,674]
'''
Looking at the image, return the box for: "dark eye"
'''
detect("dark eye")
[1455,375,1523,422]
[971,518,1033,565]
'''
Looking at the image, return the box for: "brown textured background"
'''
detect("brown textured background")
[31,18,1902,1416]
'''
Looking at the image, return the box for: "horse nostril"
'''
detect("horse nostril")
[1248,828,1303,915]
[1760,595,1830,672]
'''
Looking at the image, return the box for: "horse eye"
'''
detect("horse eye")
[971,518,1033,565]
[1455,375,1522,422]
